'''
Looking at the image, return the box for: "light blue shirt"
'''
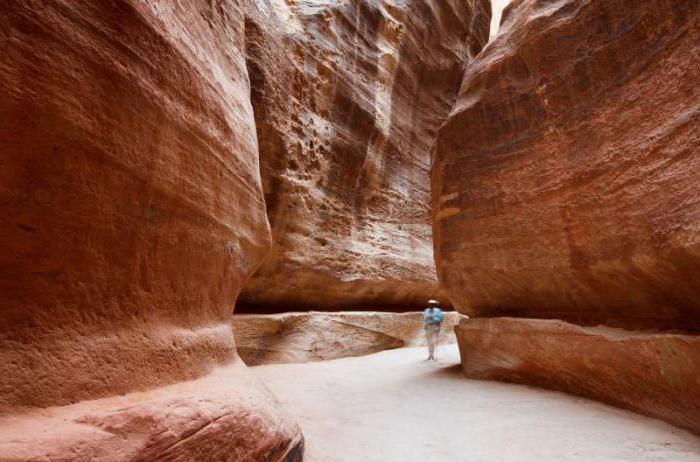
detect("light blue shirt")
[422,307,444,325]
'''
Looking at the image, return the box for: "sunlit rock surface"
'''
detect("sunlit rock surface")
[234,311,463,365]
[433,0,700,435]
[240,0,490,310]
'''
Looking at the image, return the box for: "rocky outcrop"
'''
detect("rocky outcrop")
[240,0,490,310]
[433,0,700,434]
[234,311,463,365]
[433,0,700,331]
[0,1,299,459]
[456,318,700,435]
[0,362,303,461]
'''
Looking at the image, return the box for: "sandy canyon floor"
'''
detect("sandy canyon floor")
[253,344,700,462]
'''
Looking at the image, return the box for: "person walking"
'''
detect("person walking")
[422,299,444,361]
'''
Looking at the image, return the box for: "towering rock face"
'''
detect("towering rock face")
[434,0,700,331]
[0,1,300,459]
[240,0,491,310]
[433,0,700,434]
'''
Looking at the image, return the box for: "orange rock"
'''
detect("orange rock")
[0,363,303,461]
[435,0,700,435]
[456,318,700,435]
[433,0,700,331]
[0,0,298,458]
[240,0,491,310]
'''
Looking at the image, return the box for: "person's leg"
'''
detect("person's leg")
[425,326,434,359]
[430,327,441,360]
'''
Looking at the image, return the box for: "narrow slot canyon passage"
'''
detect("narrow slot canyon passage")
[252,345,700,462]
[2,0,699,460]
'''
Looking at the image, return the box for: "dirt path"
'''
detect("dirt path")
[253,344,700,462]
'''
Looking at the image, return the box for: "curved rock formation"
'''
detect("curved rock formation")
[433,0,700,434]
[240,0,491,310]
[457,318,700,436]
[0,0,299,459]
[434,0,700,330]
[234,311,463,365]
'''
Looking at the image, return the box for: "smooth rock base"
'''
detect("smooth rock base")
[0,361,303,462]
[234,311,463,365]
[456,318,700,435]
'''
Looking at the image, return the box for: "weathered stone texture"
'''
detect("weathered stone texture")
[0,0,298,459]
[234,311,463,365]
[434,0,700,331]
[240,0,490,310]
[434,0,700,436]
[456,318,700,435]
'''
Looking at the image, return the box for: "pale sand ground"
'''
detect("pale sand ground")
[253,344,700,462]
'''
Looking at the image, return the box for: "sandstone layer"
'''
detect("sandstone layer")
[240,0,491,310]
[0,1,299,458]
[0,363,303,461]
[433,0,700,330]
[234,311,463,365]
[433,0,700,435]
[456,318,700,435]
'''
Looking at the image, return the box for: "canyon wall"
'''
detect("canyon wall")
[0,1,300,459]
[0,0,493,458]
[240,0,491,310]
[433,0,700,434]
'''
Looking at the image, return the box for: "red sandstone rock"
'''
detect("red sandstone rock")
[0,363,303,461]
[434,0,700,436]
[456,318,700,435]
[0,0,299,458]
[433,0,700,331]
[234,311,463,365]
[240,0,490,310]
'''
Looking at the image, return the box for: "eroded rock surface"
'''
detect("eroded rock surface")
[433,0,700,435]
[234,311,463,365]
[456,318,700,435]
[433,0,700,330]
[0,363,303,461]
[240,0,490,310]
[0,0,298,458]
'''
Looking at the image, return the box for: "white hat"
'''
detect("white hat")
[428,299,439,304]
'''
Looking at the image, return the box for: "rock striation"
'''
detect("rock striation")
[456,318,700,435]
[433,0,700,435]
[0,0,299,459]
[433,0,700,331]
[0,0,493,458]
[240,0,490,310]
[234,311,463,365]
